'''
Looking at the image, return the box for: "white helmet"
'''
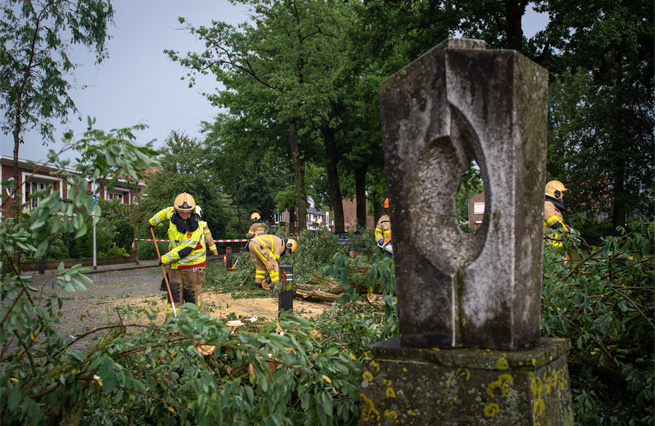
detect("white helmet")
[195,205,203,217]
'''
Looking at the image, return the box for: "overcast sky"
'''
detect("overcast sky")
[1,1,549,163]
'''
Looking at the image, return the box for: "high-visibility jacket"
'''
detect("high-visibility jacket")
[249,234,287,283]
[148,207,206,269]
[375,214,392,243]
[246,220,267,239]
[200,220,218,255]
[544,200,567,246]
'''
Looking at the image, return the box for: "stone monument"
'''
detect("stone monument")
[359,39,574,425]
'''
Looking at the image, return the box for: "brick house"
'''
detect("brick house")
[340,198,375,231]
[1,155,144,218]
[468,192,485,230]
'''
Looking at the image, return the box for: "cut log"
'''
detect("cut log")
[294,289,340,303]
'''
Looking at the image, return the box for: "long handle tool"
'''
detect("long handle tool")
[151,227,177,317]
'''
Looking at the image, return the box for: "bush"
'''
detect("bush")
[542,218,654,425]
[137,240,169,260]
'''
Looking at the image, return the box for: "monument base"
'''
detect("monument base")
[359,337,573,425]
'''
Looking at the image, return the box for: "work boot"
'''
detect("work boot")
[261,281,271,291]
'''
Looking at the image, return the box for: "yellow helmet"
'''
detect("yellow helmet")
[174,192,196,212]
[250,212,261,221]
[545,180,568,200]
[286,239,298,254]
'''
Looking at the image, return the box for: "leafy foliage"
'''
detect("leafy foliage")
[141,130,235,238]
[542,218,654,425]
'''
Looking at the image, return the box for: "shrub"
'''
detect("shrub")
[137,240,169,260]
[541,218,654,425]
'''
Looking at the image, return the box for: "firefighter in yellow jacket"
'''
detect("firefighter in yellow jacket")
[375,198,392,258]
[246,212,267,239]
[147,193,207,306]
[248,234,298,290]
[544,180,568,246]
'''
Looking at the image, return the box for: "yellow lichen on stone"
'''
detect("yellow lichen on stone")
[386,388,397,398]
[370,360,381,373]
[456,368,471,380]
[486,374,514,398]
[496,358,509,371]
[360,393,380,422]
[363,371,374,382]
[530,374,546,418]
[384,410,399,422]
[484,403,500,417]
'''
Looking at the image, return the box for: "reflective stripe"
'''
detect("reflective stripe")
[253,244,269,264]
[545,215,561,227]
[177,251,205,264]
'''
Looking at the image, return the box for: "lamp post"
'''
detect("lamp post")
[275,204,280,225]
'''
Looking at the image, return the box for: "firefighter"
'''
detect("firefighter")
[147,193,207,307]
[196,205,218,256]
[375,198,392,258]
[544,180,568,246]
[248,234,298,290]
[246,212,267,239]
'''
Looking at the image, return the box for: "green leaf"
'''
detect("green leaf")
[7,387,21,411]
[642,240,651,256]
[67,348,87,363]
[340,268,349,286]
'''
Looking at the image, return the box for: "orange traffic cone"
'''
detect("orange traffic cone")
[223,255,227,263]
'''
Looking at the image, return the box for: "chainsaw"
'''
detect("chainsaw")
[377,239,393,254]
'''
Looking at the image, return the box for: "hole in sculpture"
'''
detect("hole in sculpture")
[457,160,485,232]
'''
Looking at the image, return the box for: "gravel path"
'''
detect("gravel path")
[26,265,329,351]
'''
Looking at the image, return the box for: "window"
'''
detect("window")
[474,202,485,215]
[23,176,59,210]
[107,188,130,204]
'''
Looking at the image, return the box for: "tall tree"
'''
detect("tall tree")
[353,0,654,227]
[1,0,115,220]
[543,0,654,226]
[202,106,290,233]
[168,0,351,232]
[142,131,234,237]
[1,0,114,269]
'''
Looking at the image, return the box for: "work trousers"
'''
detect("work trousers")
[168,267,205,307]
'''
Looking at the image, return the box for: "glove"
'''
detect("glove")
[212,250,218,256]
[158,257,163,266]
[147,221,154,229]
[377,239,385,248]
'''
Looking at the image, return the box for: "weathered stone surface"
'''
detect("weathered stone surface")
[359,338,574,425]
[379,38,549,350]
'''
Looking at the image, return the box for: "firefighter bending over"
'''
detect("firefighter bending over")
[248,234,298,290]
[148,193,207,307]
[375,198,392,258]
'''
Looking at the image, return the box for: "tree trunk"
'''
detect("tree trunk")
[354,164,368,230]
[323,127,344,233]
[233,171,242,231]
[12,116,22,271]
[505,0,528,51]
[288,120,307,232]
[373,201,381,226]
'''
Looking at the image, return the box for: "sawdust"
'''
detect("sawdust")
[32,267,332,349]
